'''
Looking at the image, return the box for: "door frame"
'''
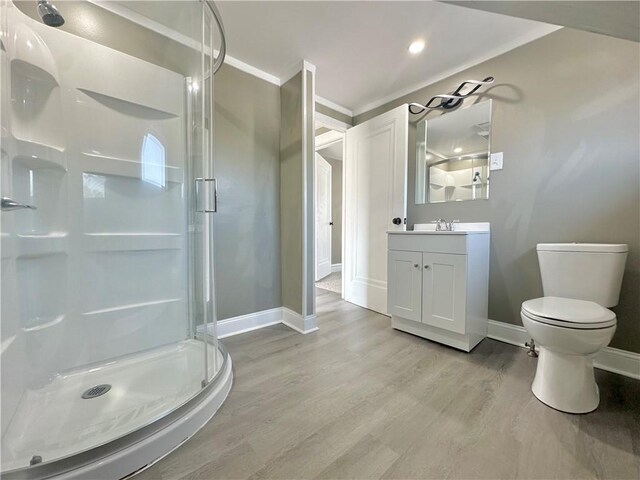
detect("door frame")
[314,112,350,299]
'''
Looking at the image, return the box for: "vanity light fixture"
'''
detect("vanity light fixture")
[409,76,495,113]
[408,40,425,54]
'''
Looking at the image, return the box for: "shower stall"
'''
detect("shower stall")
[0,1,232,478]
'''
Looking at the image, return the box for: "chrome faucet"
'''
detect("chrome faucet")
[433,218,459,231]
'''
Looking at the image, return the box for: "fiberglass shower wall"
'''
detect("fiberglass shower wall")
[0,0,217,448]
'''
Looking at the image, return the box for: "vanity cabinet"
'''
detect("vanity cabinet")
[388,250,423,322]
[387,225,489,352]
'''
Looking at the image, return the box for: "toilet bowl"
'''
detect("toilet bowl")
[522,243,628,414]
[521,297,616,413]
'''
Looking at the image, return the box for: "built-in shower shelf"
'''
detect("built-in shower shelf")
[11,58,59,87]
[81,153,183,184]
[1,233,68,258]
[13,138,66,169]
[22,315,65,333]
[83,233,182,252]
[1,233,12,259]
[1,334,17,356]
[83,298,182,316]
[14,153,67,172]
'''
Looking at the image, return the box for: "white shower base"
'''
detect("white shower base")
[1,339,224,473]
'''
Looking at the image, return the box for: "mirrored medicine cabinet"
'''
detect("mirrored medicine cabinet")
[415,100,492,204]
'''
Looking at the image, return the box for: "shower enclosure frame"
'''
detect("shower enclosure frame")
[0,0,232,478]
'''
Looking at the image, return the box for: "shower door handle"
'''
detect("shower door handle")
[195,178,217,213]
[1,197,36,211]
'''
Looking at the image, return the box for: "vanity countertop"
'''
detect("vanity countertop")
[387,222,490,235]
[387,230,485,235]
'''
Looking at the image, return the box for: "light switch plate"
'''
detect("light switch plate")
[490,152,503,171]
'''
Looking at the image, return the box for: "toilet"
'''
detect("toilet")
[521,243,628,414]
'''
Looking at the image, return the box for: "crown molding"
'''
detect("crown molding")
[315,95,353,117]
[89,0,553,122]
[351,24,561,117]
[315,112,350,132]
[280,59,317,86]
[224,56,280,86]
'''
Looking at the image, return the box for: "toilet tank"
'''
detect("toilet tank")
[537,243,628,307]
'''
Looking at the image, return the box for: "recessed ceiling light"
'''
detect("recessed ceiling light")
[408,40,425,55]
[454,147,463,153]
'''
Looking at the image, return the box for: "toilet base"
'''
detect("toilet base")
[531,347,599,414]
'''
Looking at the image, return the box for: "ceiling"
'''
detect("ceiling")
[215,1,558,115]
[108,1,559,116]
[446,1,640,43]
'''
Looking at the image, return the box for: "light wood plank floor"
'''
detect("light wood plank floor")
[139,289,640,479]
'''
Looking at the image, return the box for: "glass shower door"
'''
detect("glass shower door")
[0,0,220,473]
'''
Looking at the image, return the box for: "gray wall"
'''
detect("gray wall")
[213,65,282,320]
[280,73,304,314]
[355,28,640,353]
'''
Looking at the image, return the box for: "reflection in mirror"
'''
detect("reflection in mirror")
[415,100,491,204]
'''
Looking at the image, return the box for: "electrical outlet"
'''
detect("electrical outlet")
[490,152,503,171]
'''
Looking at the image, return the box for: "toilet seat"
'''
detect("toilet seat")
[521,296,616,330]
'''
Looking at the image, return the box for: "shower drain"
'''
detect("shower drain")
[81,384,111,399]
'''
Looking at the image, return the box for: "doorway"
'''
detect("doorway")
[314,121,345,296]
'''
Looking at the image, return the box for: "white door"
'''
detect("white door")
[315,154,332,281]
[422,253,467,334]
[387,250,422,322]
[344,104,408,314]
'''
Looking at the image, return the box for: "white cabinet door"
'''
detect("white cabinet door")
[387,250,422,322]
[344,104,408,314]
[422,253,467,334]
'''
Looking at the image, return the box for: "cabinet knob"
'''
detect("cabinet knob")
[414,264,420,268]
[424,265,430,269]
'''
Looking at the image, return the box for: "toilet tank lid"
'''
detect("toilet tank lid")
[537,243,628,253]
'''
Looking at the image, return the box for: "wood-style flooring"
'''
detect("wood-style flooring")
[138,288,640,479]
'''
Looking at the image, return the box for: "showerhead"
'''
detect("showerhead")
[37,0,65,27]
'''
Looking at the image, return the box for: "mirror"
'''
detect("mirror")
[415,100,491,204]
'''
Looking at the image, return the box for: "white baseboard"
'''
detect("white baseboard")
[217,307,283,339]
[487,320,529,347]
[487,320,640,380]
[282,308,319,334]
[331,263,342,273]
[593,346,640,380]
[216,307,318,339]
